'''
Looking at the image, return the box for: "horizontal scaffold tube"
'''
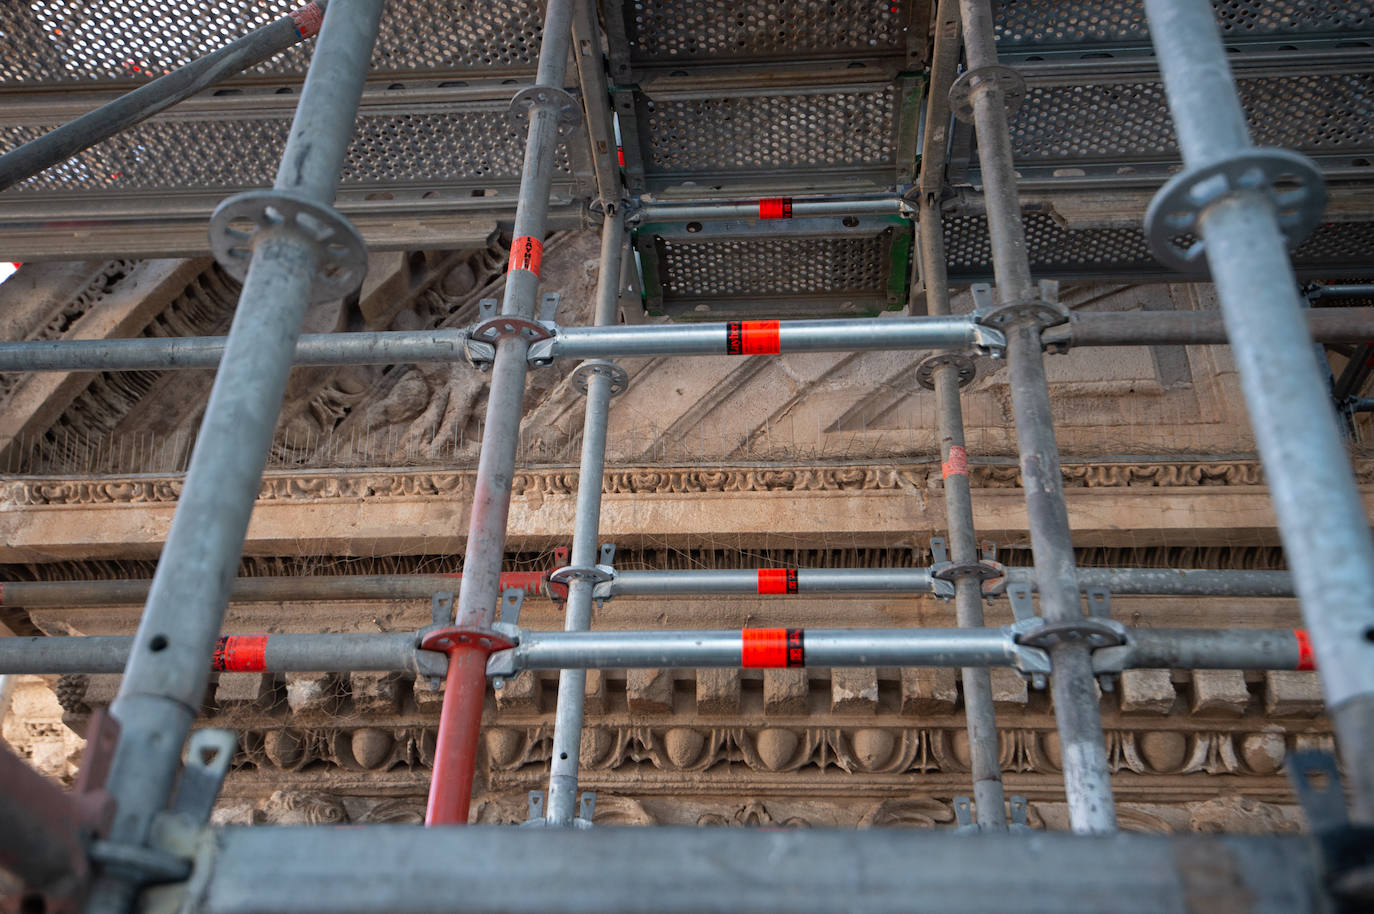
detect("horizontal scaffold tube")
[0,572,552,608]
[494,627,1040,674]
[636,194,908,222]
[487,627,1317,677]
[595,568,945,599]
[0,633,443,677]
[0,567,1293,608]
[0,627,1316,677]
[1051,308,1374,348]
[0,330,467,373]
[1002,567,1294,598]
[1107,628,1312,673]
[595,567,1294,600]
[2,309,1372,373]
[0,316,997,372]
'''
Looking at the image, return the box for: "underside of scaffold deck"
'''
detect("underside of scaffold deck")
[1,2,1373,913]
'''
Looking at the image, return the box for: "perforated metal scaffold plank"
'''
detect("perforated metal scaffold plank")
[993,0,1374,60]
[608,0,924,73]
[997,58,1374,187]
[0,0,549,85]
[635,216,912,319]
[943,212,1374,283]
[631,79,916,195]
[0,1,596,258]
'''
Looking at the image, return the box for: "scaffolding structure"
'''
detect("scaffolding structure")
[0,0,1373,912]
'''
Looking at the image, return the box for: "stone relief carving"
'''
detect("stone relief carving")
[8,458,1359,508]
[221,788,1300,835]
[216,723,1328,784]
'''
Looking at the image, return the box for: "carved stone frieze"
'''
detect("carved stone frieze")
[7,458,1370,508]
[210,788,1304,835]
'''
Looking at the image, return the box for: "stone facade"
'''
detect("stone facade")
[0,244,1361,838]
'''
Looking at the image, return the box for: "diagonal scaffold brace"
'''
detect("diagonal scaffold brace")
[81,2,385,911]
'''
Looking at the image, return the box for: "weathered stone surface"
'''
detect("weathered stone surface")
[1137,731,1188,773]
[493,670,541,714]
[764,669,808,714]
[349,672,400,715]
[350,728,395,769]
[583,670,607,715]
[213,673,272,710]
[1240,732,1286,775]
[830,668,879,715]
[82,673,122,709]
[627,668,674,715]
[696,668,741,715]
[989,668,1028,711]
[1264,671,1324,717]
[412,674,444,711]
[1190,670,1250,717]
[1120,669,1176,715]
[285,672,342,715]
[900,668,958,716]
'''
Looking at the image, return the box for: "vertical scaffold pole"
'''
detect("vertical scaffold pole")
[957,0,1117,833]
[545,207,626,826]
[425,0,576,826]
[1145,0,1374,821]
[916,0,1006,831]
[86,2,383,910]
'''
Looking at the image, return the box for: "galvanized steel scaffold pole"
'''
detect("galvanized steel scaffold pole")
[425,0,577,827]
[0,2,330,193]
[544,207,626,827]
[85,2,384,911]
[914,0,1005,831]
[1144,0,1374,822]
[956,0,1116,832]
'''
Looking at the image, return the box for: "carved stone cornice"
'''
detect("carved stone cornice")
[7,458,1372,509]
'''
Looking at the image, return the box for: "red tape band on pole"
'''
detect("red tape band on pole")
[212,635,269,673]
[509,236,543,277]
[290,3,324,38]
[759,197,793,220]
[757,569,799,594]
[941,444,969,479]
[1294,629,1316,671]
[741,628,805,667]
[726,320,781,356]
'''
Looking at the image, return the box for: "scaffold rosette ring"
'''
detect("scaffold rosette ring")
[1144,147,1326,273]
[209,190,367,303]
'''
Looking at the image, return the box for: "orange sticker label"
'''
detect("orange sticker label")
[509,235,543,277]
[213,634,269,672]
[726,320,781,355]
[759,197,793,219]
[757,569,799,594]
[1294,629,1316,671]
[741,628,805,668]
[941,445,969,479]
